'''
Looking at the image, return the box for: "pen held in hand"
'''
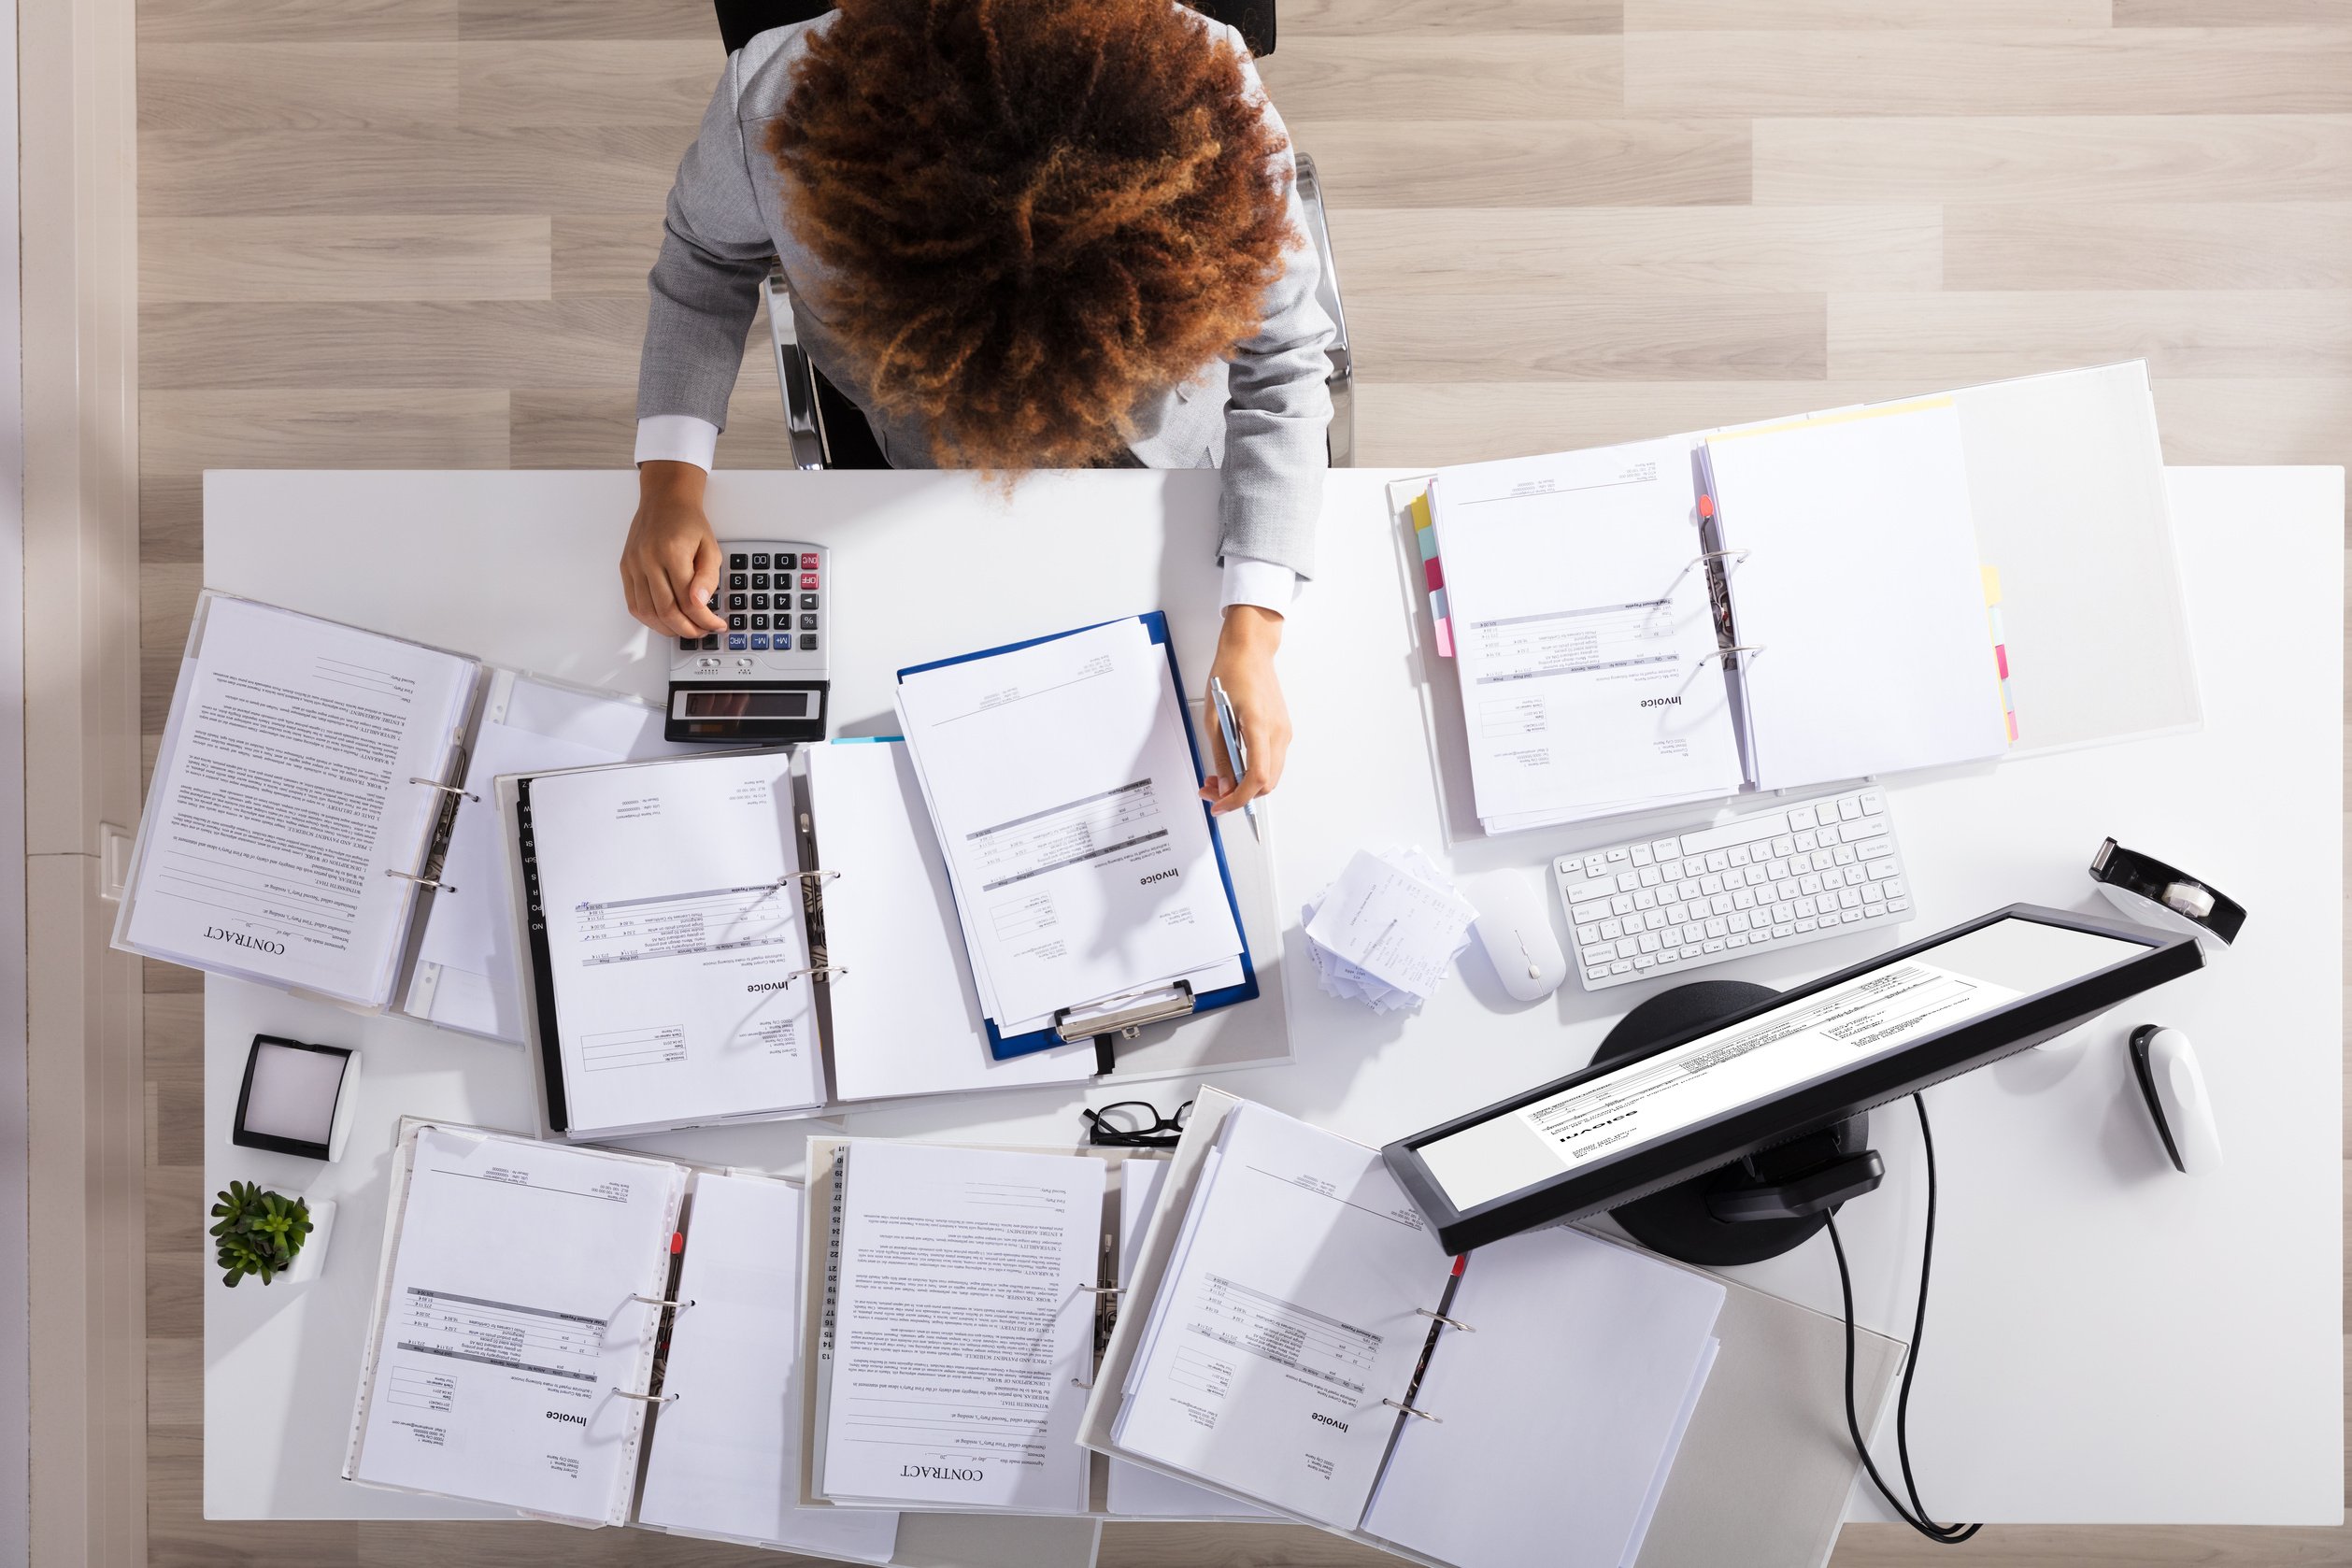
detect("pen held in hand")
[1208,676,1260,839]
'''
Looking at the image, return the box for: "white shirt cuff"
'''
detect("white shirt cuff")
[1220,556,1299,616]
[635,414,720,472]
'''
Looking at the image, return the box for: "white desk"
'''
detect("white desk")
[202,464,2343,1531]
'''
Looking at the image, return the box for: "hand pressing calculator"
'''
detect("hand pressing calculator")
[664,541,831,743]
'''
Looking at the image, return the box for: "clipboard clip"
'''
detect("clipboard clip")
[1054,980,1195,1045]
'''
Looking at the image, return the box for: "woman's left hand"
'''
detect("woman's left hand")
[1201,605,1291,815]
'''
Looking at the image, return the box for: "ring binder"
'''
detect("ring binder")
[1382,1398,1442,1422]
[614,1388,678,1404]
[384,869,454,892]
[1414,1308,1474,1332]
[779,869,839,885]
[782,964,848,985]
[1694,643,1766,668]
[409,776,479,803]
[632,1294,695,1310]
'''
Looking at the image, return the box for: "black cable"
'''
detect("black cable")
[1825,1092,1983,1546]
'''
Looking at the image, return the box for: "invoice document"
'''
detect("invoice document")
[635,1174,900,1561]
[818,1141,1103,1514]
[407,676,684,1042]
[122,594,478,1005]
[1105,1161,1271,1520]
[349,1126,684,1524]
[1112,1103,1452,1528]
[894,618,1244,1034]
[523,751,828,1136]
[1431,439,1744,831]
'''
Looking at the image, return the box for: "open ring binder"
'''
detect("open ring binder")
[1382,1398,1442,1422]
[778,869,838,885]
[384,868,454,892]
[613,1388,677,1404]
[631,1294,694,1310]
[1414,1308,1475,1332]
[783,964,848,985]
[409,776,480,803]
[1693,643,1766,668]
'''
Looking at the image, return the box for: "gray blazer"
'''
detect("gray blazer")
[637,13,1334,579]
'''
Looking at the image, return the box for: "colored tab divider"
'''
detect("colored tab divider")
[1982,564,2017,744]
[1410,491,1453,657]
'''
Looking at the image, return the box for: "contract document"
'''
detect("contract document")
[1431,439,1743,833]
[818,1140,1103,1514]
[895,618,1245,1036]
[1112,1103,1452,1527]
[121,594,478,1005]
[635,1174,900,1561]
[348,1125,684,1524]
[520,751,827,1137]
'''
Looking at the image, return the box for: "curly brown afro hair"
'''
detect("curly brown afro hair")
[770,0,1297,469]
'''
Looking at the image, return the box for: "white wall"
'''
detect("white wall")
[0,0,30,1551]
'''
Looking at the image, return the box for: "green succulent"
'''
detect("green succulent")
[209,1180,312,1288]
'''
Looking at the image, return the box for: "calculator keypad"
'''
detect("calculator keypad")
[680,544,821,663]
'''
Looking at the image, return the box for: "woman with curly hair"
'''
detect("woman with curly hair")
[622,0,1333,815]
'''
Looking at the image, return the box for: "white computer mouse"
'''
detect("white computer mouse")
[1473,877,1568,1002]
[2129,1025,2222,1176]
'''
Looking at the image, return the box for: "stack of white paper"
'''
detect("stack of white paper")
[893,618,1246,1045]
[1301,848,1476,1013]
[1430,438,1746,834]
[636,1174,901,1561]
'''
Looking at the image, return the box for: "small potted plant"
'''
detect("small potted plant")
[209,1179,333,1287]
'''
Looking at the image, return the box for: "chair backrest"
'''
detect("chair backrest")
[715,0,1273,57]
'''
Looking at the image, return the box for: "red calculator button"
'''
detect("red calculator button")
[800,552,821,569]
[800,572,820,590]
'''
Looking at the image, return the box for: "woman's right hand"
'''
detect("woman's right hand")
[621,460,729,639]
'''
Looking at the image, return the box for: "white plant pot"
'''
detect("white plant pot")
[284,1195,336,1283]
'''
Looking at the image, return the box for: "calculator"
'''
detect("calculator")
[664,541,831,744]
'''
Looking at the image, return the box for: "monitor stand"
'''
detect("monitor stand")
[1594,979,1884,1267]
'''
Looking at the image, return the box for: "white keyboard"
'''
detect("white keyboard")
[1553,788,1913,991]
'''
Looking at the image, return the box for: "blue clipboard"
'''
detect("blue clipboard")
[897,611,1259,1061]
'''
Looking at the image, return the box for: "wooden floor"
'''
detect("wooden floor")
[136,0,2352,1563]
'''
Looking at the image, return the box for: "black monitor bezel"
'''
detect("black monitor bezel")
[1382,903,2203,1253]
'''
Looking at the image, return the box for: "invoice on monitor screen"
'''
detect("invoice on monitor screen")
[1421,918,2149,1212]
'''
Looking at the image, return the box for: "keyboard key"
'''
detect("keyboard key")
[677,636,698,651]
[1789,805,1817,830]
[729,613,748,631]
[1631,843,1653,866]
[751,573,769,591]
[1857,835,1893,861]
[801,592,820,610]
[750,552,770,569]
[1618,871,1642,891]
[801,551,820,569]
[1834,844,1857,865]
[1732,888,1756,910]
[1584,942,1616,964]
[1575,922,1600,946]
[730,552,748,570]
[1700,874,1724,895]
[727,633,747,650]
[748,634,770,650]
[1677,878,1702,902]
[1679,944,1701,960]
[750,614,769,630]
[1599,919,1622,940]
[801,573,820,590]
[1571,899,1610,924]
[1645,909,1668,931]
[730,573,748,591]
[1638,933,1661,954]
[1633,889,1658,911]
[1729,910,1750,932]
[1665,901,1689,923]
[1838,796,1863,821]
[1659,858,1685,880]
[729,592,748,610]
[1773,923,1794,938]
[1703,938,1724,953]
[700,633,720,650]
[800,612,820,631]
[1860,790,1885,813]
[1796,918,1817,933]
[1650,839,1678,861]
[1812,850,1835,872]
[1727,934,1748,948]
[1864,903,1886,921]
[1771,834,1795,858]
[1794,830,1818,851]
[1610,894,1634,916]
[1639,866,1662,888]
[1704,917,1728,938]
[1607,847,1631,863]
[1885,877,1906,898]
[1799,875,1823,896]
[801,634,820,650]
[1887,897,1910,914]
[1728,845,1751,867]
[1703,850,1730,874]
[1840,888,1862,909]
[1710,893,1733,915]
[1584,854,1608,878]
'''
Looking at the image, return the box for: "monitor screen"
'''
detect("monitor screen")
[1419,916,2153,1213]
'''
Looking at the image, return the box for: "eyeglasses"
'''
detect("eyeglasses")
[1081,1099,1192,1148]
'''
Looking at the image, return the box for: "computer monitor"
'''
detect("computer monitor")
[1384,904,2203,1253]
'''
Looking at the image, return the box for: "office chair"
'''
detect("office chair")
[716,0,1352,470]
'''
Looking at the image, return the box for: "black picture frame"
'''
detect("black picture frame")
[1382,903,2204,1254]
